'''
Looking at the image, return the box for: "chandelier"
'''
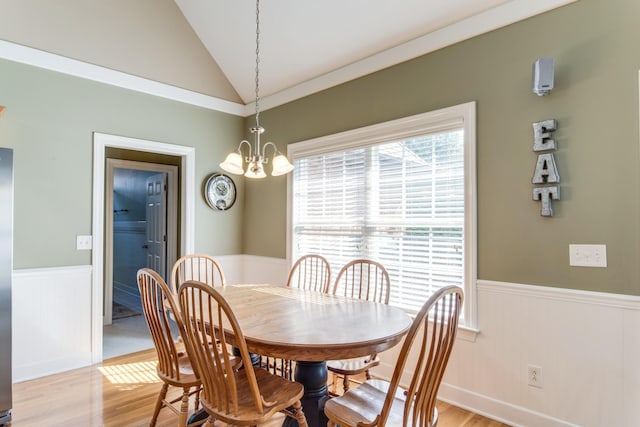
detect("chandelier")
[220,0,294,179]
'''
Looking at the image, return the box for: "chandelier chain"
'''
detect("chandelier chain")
[254,0,261,127]
[218,0,293,178]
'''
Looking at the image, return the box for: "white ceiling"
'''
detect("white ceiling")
[175,0,574,107]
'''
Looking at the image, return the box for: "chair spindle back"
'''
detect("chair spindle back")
[171,254,226,297]
[178,281,263,416]
[332,259,390,304]
[381,285,463,427]
[286,254,331,293]
[137,268,186,381]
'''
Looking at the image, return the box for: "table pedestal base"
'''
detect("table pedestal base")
[283,361,329,427]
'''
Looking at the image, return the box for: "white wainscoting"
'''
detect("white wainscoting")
[375,279,640,427]
[12,258,640,427]
[215,255,289,286]
[10,256,286,383]
[12,266,93,382]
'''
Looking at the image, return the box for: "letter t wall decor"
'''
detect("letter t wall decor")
[531,119,560,216]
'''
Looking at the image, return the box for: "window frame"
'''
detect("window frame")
[286,102,477,332]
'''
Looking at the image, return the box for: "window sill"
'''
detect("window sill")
[457,324,479,342]
[407,310,479,343]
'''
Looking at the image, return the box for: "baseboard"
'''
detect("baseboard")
[438,382,580,427]
[13,354,93,383]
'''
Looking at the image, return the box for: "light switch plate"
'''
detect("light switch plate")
[569,244,607,267]
[77,235,93,251]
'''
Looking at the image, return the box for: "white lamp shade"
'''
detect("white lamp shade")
[220,152,245,175]
[244,160,267,179]
[271,154,294,176]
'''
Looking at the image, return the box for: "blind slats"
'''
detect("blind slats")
[293,129,465,313]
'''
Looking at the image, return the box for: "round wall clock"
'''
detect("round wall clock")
[204,173,236,211]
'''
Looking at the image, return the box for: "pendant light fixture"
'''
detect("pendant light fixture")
[220,0,294,179]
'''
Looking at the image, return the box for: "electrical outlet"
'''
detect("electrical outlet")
[527,364,543,388]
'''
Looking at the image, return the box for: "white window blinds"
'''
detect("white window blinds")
[292,129,465,314]
[289,103,477,328]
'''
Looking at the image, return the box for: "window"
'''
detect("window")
[287,102,477,329]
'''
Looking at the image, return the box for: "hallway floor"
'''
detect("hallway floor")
[103,280,153,360]
[103,315,153,359]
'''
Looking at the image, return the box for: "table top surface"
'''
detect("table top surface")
[214,284,412,361]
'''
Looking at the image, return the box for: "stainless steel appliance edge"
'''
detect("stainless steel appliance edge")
[0,148,13,425]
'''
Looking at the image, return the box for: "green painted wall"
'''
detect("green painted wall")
[0,58,245,269]
[244,0,640,295]
[2,0,639,295]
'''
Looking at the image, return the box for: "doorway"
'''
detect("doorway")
[103,161,178,359]
[92,132,196,364]
[103,160,178,326]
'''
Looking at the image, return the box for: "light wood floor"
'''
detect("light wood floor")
[9,349,509,427]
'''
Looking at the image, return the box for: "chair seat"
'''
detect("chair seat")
[201,367,305,425]
[157,354,201,388]
[326,356,380,375]
[161,350,240,387]
[325,379,426,427]
[326,286,461,427]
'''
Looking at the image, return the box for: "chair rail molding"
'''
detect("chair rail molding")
[477,279,640,310]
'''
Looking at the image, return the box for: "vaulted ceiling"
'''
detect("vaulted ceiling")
[0,0,575,113]
[176,0,574,108]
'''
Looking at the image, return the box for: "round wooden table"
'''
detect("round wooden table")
[214,284,412,427]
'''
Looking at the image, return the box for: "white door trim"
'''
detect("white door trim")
[92,132,195,363]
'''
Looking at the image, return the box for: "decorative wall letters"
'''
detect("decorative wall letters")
[532,119,560,216]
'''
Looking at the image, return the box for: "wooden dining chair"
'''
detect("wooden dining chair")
[178,280,309,427]
[171,254,264,386]
[286,254,331,293]
[259,254,332,379]
[328,259,391,393]
[324,285,464,427]
[170,254,226,297]
[136,268,205,427]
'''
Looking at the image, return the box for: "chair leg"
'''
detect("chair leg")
[331,372,338,394]
[178,386,191,427]
[194,385,201,411]
[292,400,308,427]
[151,383,168,426]
[365,368,372,380]
[343,374,350,392]
[327,420,337,427]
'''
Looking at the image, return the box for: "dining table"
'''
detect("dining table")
[188,284,412,427]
